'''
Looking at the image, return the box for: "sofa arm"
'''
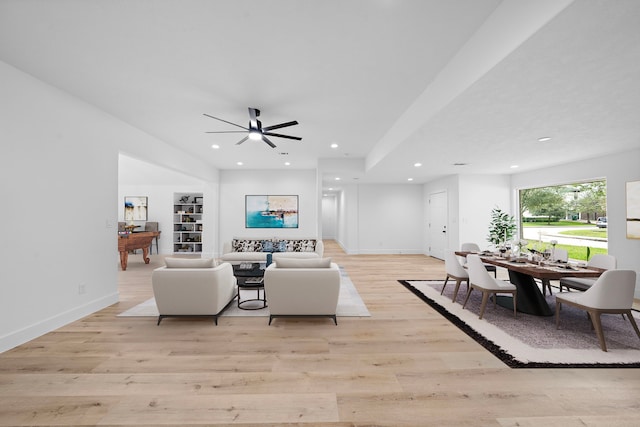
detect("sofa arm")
[315,240,324,257]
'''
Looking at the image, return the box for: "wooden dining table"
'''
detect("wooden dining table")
[455,251,605,316]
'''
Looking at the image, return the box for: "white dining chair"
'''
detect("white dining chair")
[541,248,569,296]
[463,254,517,319]
[558,254,616,293]
[555,269,640,352]
[460,242,497,277]
[442,250,469,303]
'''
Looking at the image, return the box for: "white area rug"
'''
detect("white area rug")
[119,268,370,318]
[401,280,640,367]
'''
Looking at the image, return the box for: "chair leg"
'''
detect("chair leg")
[512,291,517,318]
[452,279,462,302]
[588,310,607,352]
[478,292,490,320]
[462,287,473,309]
[441,276,450,295]
[626,310,640,341]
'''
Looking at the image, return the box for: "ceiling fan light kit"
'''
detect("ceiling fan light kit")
[204,107,301,148]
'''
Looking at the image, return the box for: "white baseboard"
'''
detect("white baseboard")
[0,292,119,353]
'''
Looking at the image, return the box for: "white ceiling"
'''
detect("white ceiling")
[1,0,639,191]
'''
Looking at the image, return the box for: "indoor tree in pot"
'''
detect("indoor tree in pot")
[487,206,516,250]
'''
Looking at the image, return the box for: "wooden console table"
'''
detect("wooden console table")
[118,231,161,270]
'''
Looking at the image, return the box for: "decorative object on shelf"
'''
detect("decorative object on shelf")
[626,180,640,239]
[245,195,299,228]
[124,196,148,221]
[487,206,516,248]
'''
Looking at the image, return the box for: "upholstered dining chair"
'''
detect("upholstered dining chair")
[558,254,616,293]
[144,221,160,254]
[463,254,517,320]
[460,242,497,277]
[443,250,469,303]
[555,269,639,352]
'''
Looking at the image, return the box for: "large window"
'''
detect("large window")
[518,180,607,261]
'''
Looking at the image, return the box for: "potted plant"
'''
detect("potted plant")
[487,206,516,248]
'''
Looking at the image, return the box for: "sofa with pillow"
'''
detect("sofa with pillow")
[220,238,324,264]
[263,257,340,325]
[151,257,237,325]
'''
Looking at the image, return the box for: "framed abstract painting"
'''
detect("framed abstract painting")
[124,196,148,221]
[245,195,298,228]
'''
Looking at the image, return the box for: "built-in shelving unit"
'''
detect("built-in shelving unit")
[173,192,203,253]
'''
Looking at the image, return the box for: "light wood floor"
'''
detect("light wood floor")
[1,240,640,426]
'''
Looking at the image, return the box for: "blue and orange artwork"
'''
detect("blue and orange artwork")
[246,195,298,228]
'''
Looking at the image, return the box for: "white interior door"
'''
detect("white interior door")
[428,191,448,260]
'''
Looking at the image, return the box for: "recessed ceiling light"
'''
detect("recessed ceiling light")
[335,177,341,181]
[328,187,333,191]
[331,143,339,149]
[538,137,552,142]
[211,144,220,149]
[284,162,290,166]
[408,178,414,181]
[414,163,422,167]
[236,161,243,166]
[510,165,519,169]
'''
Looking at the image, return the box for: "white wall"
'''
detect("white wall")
[322,195,337,239]
[335,183,423,254]
[459,174,512,250]
[357,184,423,254]
[218,169,319,256]
[511,149,640,297]
[0,60,217,352]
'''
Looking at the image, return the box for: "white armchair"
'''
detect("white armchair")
[264,258,340,325]
[151,259,237,325]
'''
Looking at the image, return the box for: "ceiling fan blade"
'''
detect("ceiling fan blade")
[248,107,261,129]
[263,131,302,141]
[235,136,249,145]
[203,113,248,130]
[262,120,299,132]
[205,130,248,134]
[262,136,277,148]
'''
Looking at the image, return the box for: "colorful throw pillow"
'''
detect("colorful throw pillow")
[275,240,288,252]
[262,240,274,252]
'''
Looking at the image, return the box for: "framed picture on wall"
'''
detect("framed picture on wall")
[245,195,299,228]
[124,196,148,221]
[626,180,640,239]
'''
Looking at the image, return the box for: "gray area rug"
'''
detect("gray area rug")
[119,268,370,318]
[400,280,640,368]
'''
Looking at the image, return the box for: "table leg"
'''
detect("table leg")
[119,251,128,271]
[142,247,150,264]
[495,270,553,316]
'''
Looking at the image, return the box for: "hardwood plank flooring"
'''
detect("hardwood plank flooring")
[1,240,640,426]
